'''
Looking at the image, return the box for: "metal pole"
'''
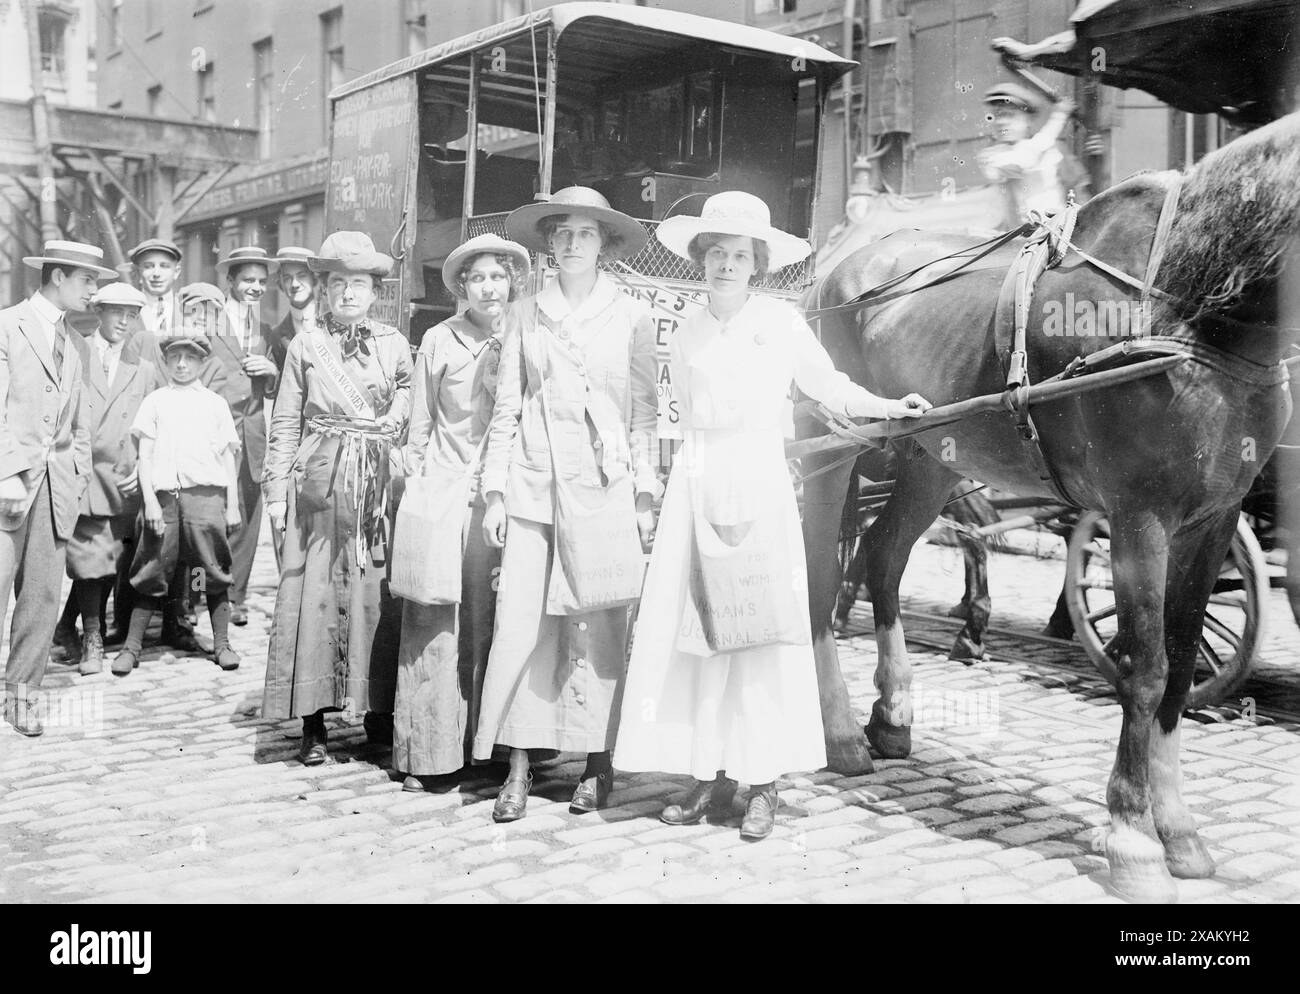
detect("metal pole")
[538,26,558,198]
[460,53,480,242]
[24,0,60,242]
[841,0,856,208]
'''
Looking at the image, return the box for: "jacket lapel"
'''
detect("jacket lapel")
[16,308,58,383]
[89,347,110,400]
[107,355,139,405]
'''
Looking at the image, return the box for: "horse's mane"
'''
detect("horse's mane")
[1157,112,1300,320]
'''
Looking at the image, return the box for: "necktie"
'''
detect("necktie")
[243,307,253,353]
[156,298,167,334]
[52,319,66,383]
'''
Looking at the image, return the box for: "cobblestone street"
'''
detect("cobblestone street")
[4,525,1299,904]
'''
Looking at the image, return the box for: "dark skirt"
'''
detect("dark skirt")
[262,484,399,720]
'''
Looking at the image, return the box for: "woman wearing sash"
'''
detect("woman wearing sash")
[262,232,412,766]
[475,187,658,822]
[613,193,931,839]
[392,234,530,790]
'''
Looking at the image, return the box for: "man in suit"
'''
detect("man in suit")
[0,240,107,736]
[57,283,161,674]
[211,246,279,627]
[270,246,320,370]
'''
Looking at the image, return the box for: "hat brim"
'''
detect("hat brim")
[216,258,279,277]
[159,337,211,357]
[654,216,811,271]
[308,255,393,277]
[22,256,119,280]
[441,242,532,298]
[505,201,648,261]
[130,247,182,264]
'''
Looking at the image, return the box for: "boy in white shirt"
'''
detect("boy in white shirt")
[977,82,1076,230]
[113,333,243,676]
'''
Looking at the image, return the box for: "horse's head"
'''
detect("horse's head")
[1156,110,1300,345]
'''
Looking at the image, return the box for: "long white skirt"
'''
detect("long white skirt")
[614,433,826,785]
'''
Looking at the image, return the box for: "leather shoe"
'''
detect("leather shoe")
[4,695,43,737]
[111,648,138,677]
[213,646,240,671]
[161,621,206,654]
[230,603,248,626]
[50,625,80,664]
[739,785,779,840]
[493,773,533,822]
[569,768,613,814]
[79,631,105,676]
[298,715,328,766]
[661,775,738,826]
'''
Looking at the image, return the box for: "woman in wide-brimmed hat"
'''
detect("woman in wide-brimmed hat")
[261,231,413,766]
[472,187,659,822]
[391,233,531,790]
[613,191,931,840]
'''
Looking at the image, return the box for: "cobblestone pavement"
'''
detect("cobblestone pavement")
[3,524,1298,904]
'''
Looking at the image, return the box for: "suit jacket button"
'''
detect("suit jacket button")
[43,415,50,423]
[45,385,52,393]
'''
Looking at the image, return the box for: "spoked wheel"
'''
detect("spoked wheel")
[1064,511,1265,709]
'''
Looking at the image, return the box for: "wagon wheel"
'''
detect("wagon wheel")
[1064,511,1265,709]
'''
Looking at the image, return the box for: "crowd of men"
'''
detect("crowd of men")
[1,236,322,736]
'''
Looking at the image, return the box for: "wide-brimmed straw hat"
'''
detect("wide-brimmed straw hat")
[216,246,278,279]
[505,186,647,261]
[22,239,118,279]
[983,81,1048,116]
[91,283,147,309]
[128,238,182,264]
[441,233,532,297]
[273,246,318,268]
[656,191,811,271]
[309,231,393,277]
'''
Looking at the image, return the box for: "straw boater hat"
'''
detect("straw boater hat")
[22,239,118,279]
[655,191,812,271]
[128,238,182,264]
[90,283,147,310]
[983,81,1048,116]
[441,233,531,297]
[273,246,317,268]
[216,245,278,279]
[309,231,393,277]
[505,186,647,261]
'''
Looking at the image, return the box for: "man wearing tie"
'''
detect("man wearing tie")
[0,240,106,736]
[211,246,279,627]
[270,246,320,370]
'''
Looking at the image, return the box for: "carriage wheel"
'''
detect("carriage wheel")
[1064,511,1265,709]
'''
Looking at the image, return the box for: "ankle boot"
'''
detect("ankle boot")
[740,783,779,840]
[661,775,738,826]
[298,713,328,766]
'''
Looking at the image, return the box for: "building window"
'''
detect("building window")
[321,7,344,130]
[404,0,427,56]
[197,62,216,122]
[38,10,68,81]
[148,84,163,117]
[254,37,274,157]
[108,0,124,50]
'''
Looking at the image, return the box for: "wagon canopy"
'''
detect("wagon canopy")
[1002,0,1299,126]
[333,1,856,111]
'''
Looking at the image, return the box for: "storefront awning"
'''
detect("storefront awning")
[996,0,1299,126]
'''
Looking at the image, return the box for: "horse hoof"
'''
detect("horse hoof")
[825,734,875,775]
[1163,833,1216,879]
[948,635,985,664]
[1106,827,1179,903]
[865,706,911,759]
[947,602,970,620]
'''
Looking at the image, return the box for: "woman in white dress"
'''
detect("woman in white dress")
[613,192,931,840]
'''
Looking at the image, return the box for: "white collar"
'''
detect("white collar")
[96,334,124,353]
[146,290,175,307]
[536,273,617,324]
[166,379,204,392]
[292,301,316,325]
[30,291,64,325]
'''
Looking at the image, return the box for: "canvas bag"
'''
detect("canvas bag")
[532,323,645,616]
[676,469,810,656]
[389,436,488,605]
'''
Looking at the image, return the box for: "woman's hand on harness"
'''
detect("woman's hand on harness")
[636,492,656,552]
[887,393,932,419]
[482,492,507,549]
[267,500,287,534]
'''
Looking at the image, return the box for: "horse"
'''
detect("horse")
[801,111,1300,902]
